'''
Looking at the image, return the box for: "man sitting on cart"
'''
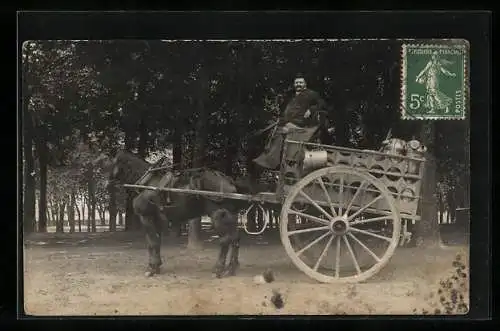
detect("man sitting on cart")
[246,73,329,192]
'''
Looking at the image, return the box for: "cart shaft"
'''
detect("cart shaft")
[123,184,279,204]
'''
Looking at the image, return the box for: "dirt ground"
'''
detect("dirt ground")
[23,230,469,316]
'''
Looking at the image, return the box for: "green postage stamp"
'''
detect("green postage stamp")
[401,40,469,120]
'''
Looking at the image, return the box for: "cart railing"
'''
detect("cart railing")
[281,140,426,219]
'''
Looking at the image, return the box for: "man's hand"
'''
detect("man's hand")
[304,109,311,119]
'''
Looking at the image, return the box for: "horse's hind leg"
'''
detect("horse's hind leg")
[226,229,240,277]
[211,208,240,278]
[225,208,240,277]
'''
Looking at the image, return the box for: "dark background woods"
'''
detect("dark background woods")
[21,40,470,237]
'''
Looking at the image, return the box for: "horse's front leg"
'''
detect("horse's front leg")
[214,236,230,278]
[139,214,163,277]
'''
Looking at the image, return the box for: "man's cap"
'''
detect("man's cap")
[294,73,306,80]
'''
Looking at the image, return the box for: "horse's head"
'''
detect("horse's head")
[105,150,150,189]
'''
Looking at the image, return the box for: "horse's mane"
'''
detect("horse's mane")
[115,150,151,165]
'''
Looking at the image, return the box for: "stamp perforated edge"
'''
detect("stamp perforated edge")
[400,40,470,121]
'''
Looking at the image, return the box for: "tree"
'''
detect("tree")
[23,40,104,232]
[22,91,36,233]
[414,121,440,246]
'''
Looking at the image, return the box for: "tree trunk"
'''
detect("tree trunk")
[463,119,470,208]
[36,140,48,233]
[335,105,349,147]
[80,194,86,232]
[124,130,141,231]
[187,218,203,250]
[23,75,37,233]
[137,117,148,159]
[224,131,238,177]
[49,199,58,226]
[23,119,36,233]
[87,166,97,233]
[193,108,208,165]
[172,127,183,171]
[414,122,440,247]
[448,191,456,223]
[87,202,91,233]
[108,183,117,232]
[438,191,444,224]
[98,205,106,226]
[46,202,52,227]
[68,192,76,233]
[91,207,96,232]
[187,67,209,249]
[118,211,123,226]
[56,201,65,233]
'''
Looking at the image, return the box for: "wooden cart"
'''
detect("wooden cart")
[125,136,426,284]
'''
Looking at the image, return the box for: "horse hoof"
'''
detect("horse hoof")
[213,264,225,278]
[225,269,237,277]
[145,267,161,277]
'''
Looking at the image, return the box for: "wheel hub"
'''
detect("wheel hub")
[330,216,349,235]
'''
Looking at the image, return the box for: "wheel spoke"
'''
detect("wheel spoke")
[313,234,335,271]
[350,215,393,225]
[338,176,344,216]
[347,232,381,262]
[344,180,367,216]
[335,235,341,278]
[343,235,361,275]
[298,190,334,220]
[288,225,330,236]
[317,177,338,217]
[347,194,384,221]
[288,209,330,226]
[350,227,393,242]
[296,231,331,256]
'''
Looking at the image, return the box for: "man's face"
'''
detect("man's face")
[294,78,306,92]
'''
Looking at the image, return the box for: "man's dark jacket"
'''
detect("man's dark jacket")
[252,88,328,171]
[279,88,327,127]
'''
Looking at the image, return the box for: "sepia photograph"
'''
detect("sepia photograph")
[21,38,472,316]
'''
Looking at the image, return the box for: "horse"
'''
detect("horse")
[105,150,242,278]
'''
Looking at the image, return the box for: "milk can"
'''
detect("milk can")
[406,139,427,175]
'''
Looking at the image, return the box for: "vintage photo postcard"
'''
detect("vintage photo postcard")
[21,38,473,316]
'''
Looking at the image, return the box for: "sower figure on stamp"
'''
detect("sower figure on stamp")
[245,73,329,193]
[415,50,457,113]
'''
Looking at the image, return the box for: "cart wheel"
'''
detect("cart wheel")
[280,166,401,283]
